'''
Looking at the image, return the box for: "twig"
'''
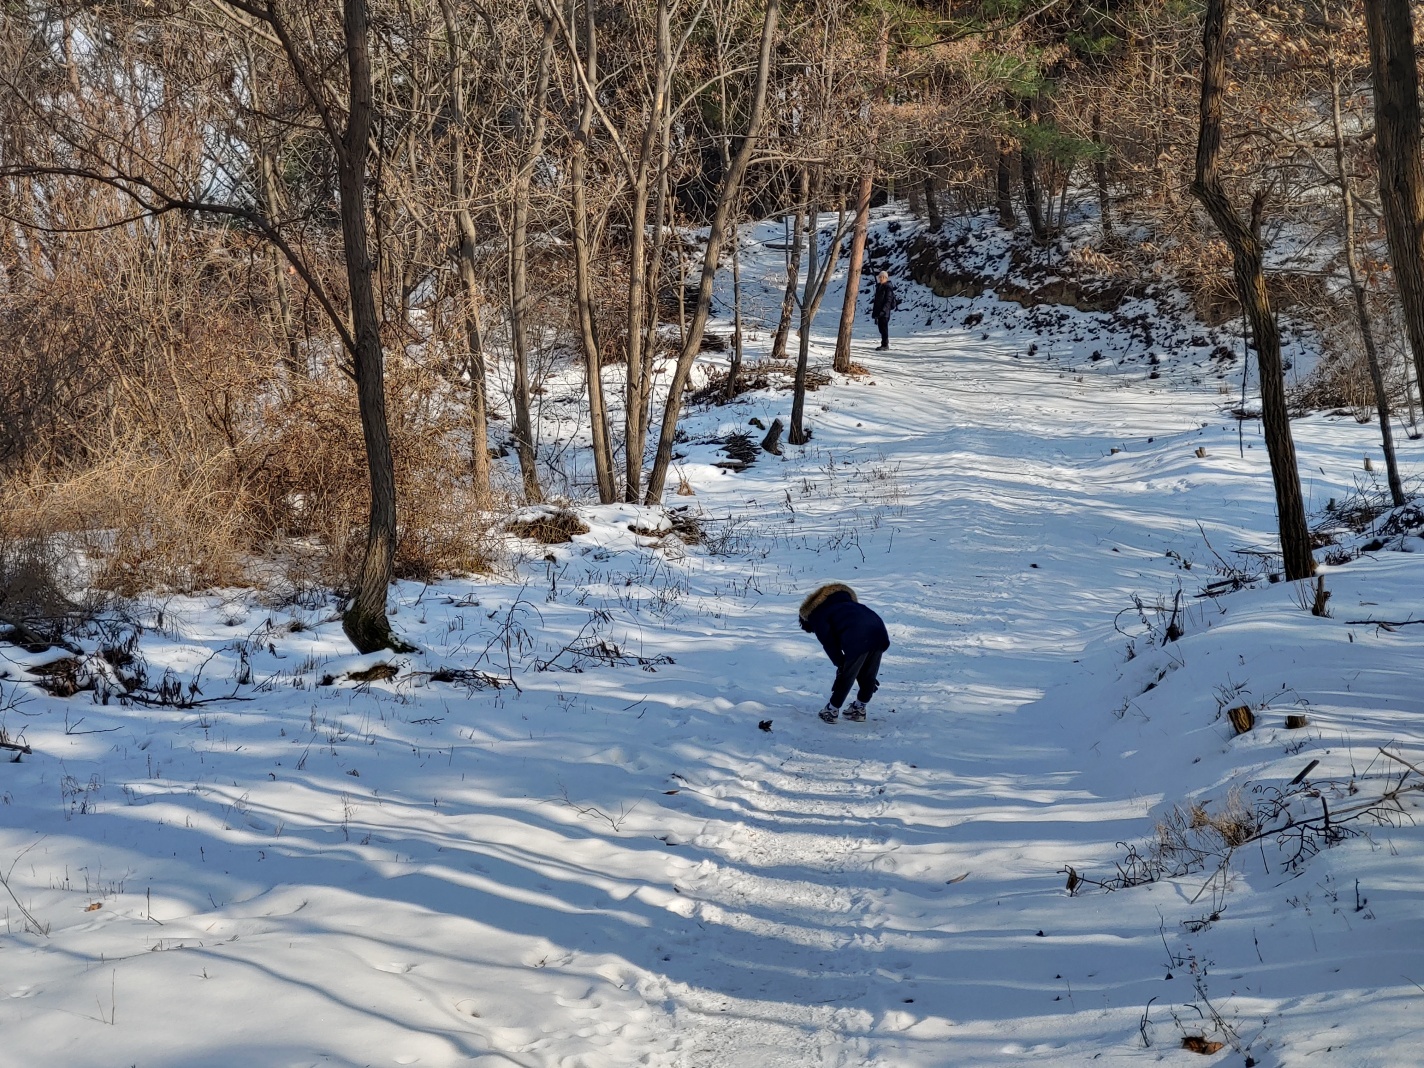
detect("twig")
[1,839,48,937]
[1379,747,1424,778]
[122,694,254,707]
[1196,521,1237,573]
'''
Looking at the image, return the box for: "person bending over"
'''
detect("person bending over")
[798,583,890,723]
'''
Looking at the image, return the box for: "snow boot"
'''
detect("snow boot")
[845,700,867,722]
[818,703,840,723]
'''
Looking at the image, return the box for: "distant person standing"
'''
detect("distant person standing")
[871,271,898,350]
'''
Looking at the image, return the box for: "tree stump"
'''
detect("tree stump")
[760,418,785,455]
[1227,705,1255,735]
[1285,713,1309,729]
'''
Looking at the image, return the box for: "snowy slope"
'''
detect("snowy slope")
[1,209,1422,1067]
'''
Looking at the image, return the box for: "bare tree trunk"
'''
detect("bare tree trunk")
[996,142,1017,230]
[1364,0,1424,414]
[568,0,617,502]
[832,167,873,373]
[770,192,806,361]
[924,147,943,231]
[712,11,744,403]
[622,0,673,503]
[1329,60,1404,506]
[507,12,557,503]
[790,193,823,447]
[831,16,888,375]
[437,0,491,497]
[790,188,849,446]
[1191,0,1313,580]
[644,0,779,503]
[1020,98,1049,244]
[1092,107,1114,243]
[339,0,407,652]
[1053,165,1072,232]
[725,203,745,401]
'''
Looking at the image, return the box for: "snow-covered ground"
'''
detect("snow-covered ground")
[3,210,1423,1067]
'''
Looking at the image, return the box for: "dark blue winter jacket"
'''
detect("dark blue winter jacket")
[871,280,898,321]
[798,584,890,667]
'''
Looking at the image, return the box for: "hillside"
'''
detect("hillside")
[2,210,1422,1067]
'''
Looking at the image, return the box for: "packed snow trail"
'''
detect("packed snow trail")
[640,323,1240,1064]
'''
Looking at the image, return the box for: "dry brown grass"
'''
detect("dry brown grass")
[507,508,590,544]
[1167,787,1260,853]
[0,448,250,595]
[1,321,506,607]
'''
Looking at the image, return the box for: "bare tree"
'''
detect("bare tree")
[769,199,806,363]
[436,0,494,496]
[1327,49,1404,506]
[1364,0,1424,415]
[643,0,779,503]
[789,170,849,446]
[1191,0,1313,580]
[831,12,889,374]
[564,0,618,502]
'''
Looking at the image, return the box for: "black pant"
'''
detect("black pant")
[874,315,889,348]
[831,649,883,708]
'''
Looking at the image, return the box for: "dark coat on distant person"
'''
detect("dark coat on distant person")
[871,279,898,322]
[798,583,890,667]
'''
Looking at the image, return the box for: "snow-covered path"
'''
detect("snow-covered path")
[4,216,1423,1067]
[646,326,1237,1063]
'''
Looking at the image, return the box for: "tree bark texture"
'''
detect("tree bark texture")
[338,0,404,652]
[1191,0,1314,581]
[790,194,847,447]
[923,150,943,231]
[1364,0,1424,414]
[832,166,873,373]
[1093,108,1114,243]
[726,211,745,401]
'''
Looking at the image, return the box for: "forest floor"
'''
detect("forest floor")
[2,208,1423,1067]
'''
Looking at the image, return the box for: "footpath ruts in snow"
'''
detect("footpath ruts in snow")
[2,211,1423,1066]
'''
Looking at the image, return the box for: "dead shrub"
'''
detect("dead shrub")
[507,507,589,544]
[1295,347,1379,415]
[1067,787,1262,893]
[244,360,504,585]
[1173,788,1259,853]
[0,526,95,646]
[1,216,506,600]
[1181,1036,1225,1055]
[28,657,87,697]
[1,447,252,597]
[687,360,832,406]
[1,357,504,599]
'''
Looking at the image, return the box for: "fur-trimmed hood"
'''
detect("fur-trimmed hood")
[799,583,857,625]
